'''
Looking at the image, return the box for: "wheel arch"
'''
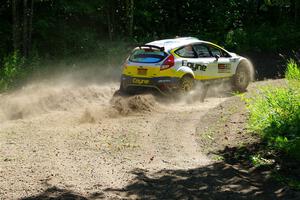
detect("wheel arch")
[176,66,195,79]
[233,58,249,74]
[181,73,194,79]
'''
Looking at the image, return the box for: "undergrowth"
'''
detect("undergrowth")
[0,41,132,92]
[0,51,26,92]
[244,59,300,160]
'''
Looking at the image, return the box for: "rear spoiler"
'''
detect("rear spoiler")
[138,45,165,51]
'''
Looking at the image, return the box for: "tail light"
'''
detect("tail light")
[160,54,175,70]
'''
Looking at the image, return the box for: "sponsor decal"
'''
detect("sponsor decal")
[182,60,207,71]
[218,63,231,73]
[157,79,171,83]
[132,78,150,85]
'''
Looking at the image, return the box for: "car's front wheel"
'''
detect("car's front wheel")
[232,61,251,92]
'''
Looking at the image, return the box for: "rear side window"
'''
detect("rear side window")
[175,45,197,58]
[129,49,167,63]
[193,44,211,57]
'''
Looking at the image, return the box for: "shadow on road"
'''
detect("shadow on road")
[21,186,103,200]
[105,143,299,200]
[105,166,284,200]
[20,143,300,200]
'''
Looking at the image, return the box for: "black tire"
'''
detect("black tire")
[120,81,141,95]
[114,81,131,96]
[232,61,251,92]
[179,75,194,93]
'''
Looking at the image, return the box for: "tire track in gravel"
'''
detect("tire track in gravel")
[0,81,230,199]
[141,99,228,170]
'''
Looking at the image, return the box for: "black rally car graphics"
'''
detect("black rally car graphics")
[182,60,207,71]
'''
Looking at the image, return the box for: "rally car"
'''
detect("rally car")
[119,37,252,95]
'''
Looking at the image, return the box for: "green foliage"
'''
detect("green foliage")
[225,28,247,51]
[0,52,26,91]
[1,0,299,60]
[273,172,300,190]
[225,23,300,52]
[250,154,275,167]
[245,60,300,160]
[286,59,300,81]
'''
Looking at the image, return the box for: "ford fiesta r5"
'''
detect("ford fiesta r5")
[119,37,253,95]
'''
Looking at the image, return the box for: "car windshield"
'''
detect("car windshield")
[129,48,167,63]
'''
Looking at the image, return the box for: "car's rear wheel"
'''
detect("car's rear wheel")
[115,82,133,96]
[179,75,194,93]
[232,61,251,92]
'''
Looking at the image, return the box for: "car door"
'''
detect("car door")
[192,43,217,80]
[207,44,233,77]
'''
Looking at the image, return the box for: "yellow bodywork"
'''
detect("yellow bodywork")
[122,65,231,80]
[122,65,184,78]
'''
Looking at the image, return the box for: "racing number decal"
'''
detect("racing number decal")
[182,60,207,71]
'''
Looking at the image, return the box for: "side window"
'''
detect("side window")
[175,45,197,58]
[220,49,231,57]
[193,44,211,58]
[209,45,231,57]
[209,46,222,57]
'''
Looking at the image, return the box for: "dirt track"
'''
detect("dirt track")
[0,79,295,199]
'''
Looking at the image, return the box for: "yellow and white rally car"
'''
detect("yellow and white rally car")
[120,37,252,94]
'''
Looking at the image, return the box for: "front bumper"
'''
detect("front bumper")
[121,75,180,93]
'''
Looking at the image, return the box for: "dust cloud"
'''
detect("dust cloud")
[0,63,161,123]
[0,83,117,121]
[0,62,122,122]
[0,60,252,122]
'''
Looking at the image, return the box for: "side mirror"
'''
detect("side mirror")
[214,54,220,61]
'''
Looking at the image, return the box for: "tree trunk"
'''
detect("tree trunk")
[22,0,28,57]
[20,0,34,57]
[107,8,113,41]
[296,0,300,24]
[106,2,115,41]
[12,0,20,52]
[28,0,34,54]
[126,0,134,38]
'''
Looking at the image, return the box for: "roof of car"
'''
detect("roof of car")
[146,37,205,51]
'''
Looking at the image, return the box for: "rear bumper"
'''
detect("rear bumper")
[121,75,180,93]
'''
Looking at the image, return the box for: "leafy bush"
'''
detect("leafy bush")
[244,60,300,160]
[225,23,300,52]
[0,51,25,91]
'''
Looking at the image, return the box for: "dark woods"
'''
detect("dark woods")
[12,0,34,57]
[0,0,300,59]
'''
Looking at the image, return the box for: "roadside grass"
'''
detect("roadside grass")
[244,59,300,161]
[272,173,300,191]
[241,59,300,190]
